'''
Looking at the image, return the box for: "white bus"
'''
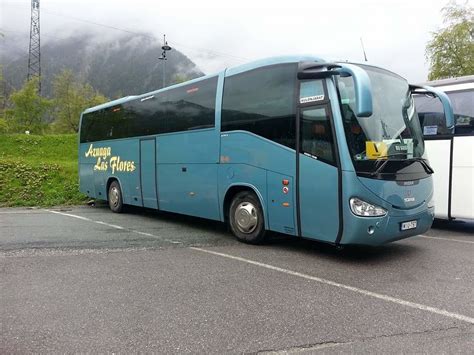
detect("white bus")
[414,75,474,220]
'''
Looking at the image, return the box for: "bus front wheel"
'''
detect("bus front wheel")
[108,180,123,213]
[229,191,266,244]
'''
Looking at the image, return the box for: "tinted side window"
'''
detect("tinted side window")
[123,94,165,137]
[221,64,297,148]
[79,77,218,142]
[84,105,128,142]
[80,109,106,143]
[80,111,94,143]
[161,77,218,134]
[449,90,474,135]
[299,80,325,103]
[103,106,129,140]
[300,106,335,164]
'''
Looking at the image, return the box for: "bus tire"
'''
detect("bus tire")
[108,180,124,213]
[229,191,266,244]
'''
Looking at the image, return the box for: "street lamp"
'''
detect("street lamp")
[158,34,172,88]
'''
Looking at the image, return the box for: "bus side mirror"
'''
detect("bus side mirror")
[410,85,454,132]
[336,64,373,117]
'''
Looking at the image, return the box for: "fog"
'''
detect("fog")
[1,0,449,82]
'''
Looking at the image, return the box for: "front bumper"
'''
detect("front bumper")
[340,206,435,246]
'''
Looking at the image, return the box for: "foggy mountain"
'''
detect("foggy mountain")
[1,32,204,99]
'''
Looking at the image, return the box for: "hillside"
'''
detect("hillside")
[1,32,204,99]
[0,134,86,207]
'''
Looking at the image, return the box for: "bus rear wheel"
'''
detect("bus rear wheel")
[229,191,266,244]
[108,180,123,213]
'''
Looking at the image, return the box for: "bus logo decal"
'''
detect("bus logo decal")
[85,144,136,174]
[404,190,415,203]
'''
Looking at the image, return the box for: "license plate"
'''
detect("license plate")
[401,220,417,231]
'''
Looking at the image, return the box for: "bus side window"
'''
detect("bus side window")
[451,90,474,136]
[80,110,104,143]
[300,107,335,164]
[455,117,474,135]
[221,63,297,149]
[414,94,451,136]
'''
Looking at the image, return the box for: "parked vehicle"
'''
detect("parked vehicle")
[79,56,454,245]
[414,75,474,220]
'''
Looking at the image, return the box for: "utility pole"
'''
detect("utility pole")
[158,34,172,88]
[27,0,41,93]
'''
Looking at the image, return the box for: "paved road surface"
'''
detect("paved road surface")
[1,205,473,353]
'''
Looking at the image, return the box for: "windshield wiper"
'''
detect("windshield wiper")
[409,157,434,174]
[370,159,390,176]
[370,155,434,177]
[370,153,407,176]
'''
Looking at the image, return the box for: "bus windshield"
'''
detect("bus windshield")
[336,65,425,175]
[415,89,474,136]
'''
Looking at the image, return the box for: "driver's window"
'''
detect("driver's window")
[300,106,335,164]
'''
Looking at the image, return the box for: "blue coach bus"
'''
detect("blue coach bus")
[78,56,453,246]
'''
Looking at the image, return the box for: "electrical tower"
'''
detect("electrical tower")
[27,0,41,93]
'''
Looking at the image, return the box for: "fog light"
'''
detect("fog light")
[368,226,375,235]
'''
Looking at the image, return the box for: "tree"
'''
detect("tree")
[426,1,474,80]
[0,64,4,107]
[0,65,8,133]
[7,77,51,133]
[52,69,107,133]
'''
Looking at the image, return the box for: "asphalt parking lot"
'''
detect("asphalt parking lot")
[1,205,473,353]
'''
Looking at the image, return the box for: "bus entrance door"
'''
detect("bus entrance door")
[140,138,158,209]
[298,105,340,243]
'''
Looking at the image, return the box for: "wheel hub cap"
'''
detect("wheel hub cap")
[110,187,119,207]
[235,202,258,234]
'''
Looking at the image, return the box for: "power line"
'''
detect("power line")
[1,28,67,41]
[42,9,145,38]
[41,9,250,63]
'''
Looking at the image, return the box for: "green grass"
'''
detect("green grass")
[0,134,88,207]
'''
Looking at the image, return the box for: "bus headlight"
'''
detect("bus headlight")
[350,197,387,217]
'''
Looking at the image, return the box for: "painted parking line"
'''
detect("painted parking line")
[47,210,91,221]
[0,210,43,214]
[45,209,182,245]
[190,247,474,325]
[419,235,474,245]
[43,208,473,324]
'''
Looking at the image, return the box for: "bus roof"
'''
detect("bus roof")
[83,95,139,114]
[225,55,324,76]
[418,75,474,88]
[81,55,328,115]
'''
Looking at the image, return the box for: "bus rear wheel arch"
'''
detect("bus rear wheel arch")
[107,179,124,213]
[228,190,266,244]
